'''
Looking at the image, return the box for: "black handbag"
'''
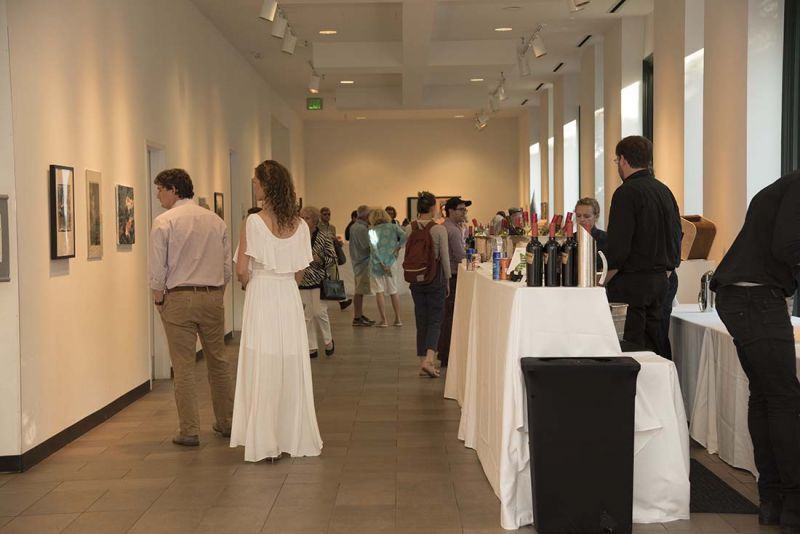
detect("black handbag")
[333,238,347,266]
[320,265,346,301]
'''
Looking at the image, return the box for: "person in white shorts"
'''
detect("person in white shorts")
[368,208,408,327]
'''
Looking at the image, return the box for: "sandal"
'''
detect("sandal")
[419,363,440,378]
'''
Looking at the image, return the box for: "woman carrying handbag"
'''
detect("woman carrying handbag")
[299,206,337,358]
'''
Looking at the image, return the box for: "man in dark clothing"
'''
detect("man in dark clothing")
[711,172,800,534]
[604,136,681,354]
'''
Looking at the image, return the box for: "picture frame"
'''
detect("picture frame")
[49,164,76,259]
[86,170,102,259]
[0,195,9,282]
[406,195,454,222]
[198,197,210,210]
[214,192,224,220]
[116,185,135,245]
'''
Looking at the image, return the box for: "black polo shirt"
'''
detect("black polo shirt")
[606,169,682,274]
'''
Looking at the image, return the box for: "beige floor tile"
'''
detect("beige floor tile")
[61,510,143,534]
[262,504,335,532]
[718,513,779,533]
[149,482,225,511]
[336,480,396,505]
[663,514,738,532]
[329,504,396,530]
[127,509,203,534]
[196,506,269,534]
[215,483,280,509]
[274,482,339,507]
[396,502,461,529]
[21,488,106,516]
[87,487,166,512]
[0,513,78,534]
[397,478,456,505]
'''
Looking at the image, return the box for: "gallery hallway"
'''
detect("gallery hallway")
[0,298,773,533]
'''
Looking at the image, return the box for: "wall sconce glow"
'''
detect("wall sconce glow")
[271,12,288,38]
[620,81,641,137]
[319,30,338,35]
[259,0,278,21]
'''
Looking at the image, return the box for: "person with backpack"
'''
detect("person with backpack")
[403,191,451,378]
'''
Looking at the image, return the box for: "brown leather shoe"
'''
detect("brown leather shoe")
[212,423,231,438]
[172,434,199,447]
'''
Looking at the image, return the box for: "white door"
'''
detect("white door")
[147,145,171,379]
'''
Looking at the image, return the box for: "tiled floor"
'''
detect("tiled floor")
[0,297,774,533]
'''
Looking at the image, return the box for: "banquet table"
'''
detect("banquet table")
[670,304,800,475]
[445,264,690,530]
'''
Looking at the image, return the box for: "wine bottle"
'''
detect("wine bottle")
[561,213,578,287]
[544,215,561,287]
[466,225,475,250]
[526,214,544,287]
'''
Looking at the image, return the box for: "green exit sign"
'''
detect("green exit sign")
[306,98,323,111]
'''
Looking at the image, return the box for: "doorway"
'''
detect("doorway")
[146,144,170,380]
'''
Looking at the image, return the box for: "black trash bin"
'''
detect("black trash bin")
[520,357,641,534]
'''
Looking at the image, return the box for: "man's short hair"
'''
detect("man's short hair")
[575,197,600,217]
[154,168,194,199]
[615,136,653,169]
[417,191,436,215]
[320,206,331,214]
[356,205,370,218]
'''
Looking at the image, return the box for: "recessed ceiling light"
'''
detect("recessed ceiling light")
[454,115,465,118]
[502,6,522,10]
[495,27,513,32]
[470,78,485,82]
[356,116,367,120]
[319,30,338,35]
[340,80,355,84]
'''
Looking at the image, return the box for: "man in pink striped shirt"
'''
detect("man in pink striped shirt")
[149,168,233,447]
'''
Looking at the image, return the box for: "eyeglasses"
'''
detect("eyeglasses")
[455,207,468,212]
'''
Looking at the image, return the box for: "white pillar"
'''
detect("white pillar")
[703,0,748,261]
[539,89,551,220]
[0,0,22,458]
[653,0,686,211]
[621,17,645,138]
[518,112,530,208]
[553,76,565,216]
[603,20,622,220]
[579,44,596,200]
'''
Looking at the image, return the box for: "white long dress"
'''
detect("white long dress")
[230,215,323,461]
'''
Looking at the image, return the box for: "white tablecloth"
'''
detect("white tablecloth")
[670,304,800,475]
[445,265,691,529]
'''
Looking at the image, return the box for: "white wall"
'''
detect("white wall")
[5,0,303,452]
[304,118,521,232]
[0,0,21,457]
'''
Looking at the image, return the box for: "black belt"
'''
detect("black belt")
[168,285,221,292]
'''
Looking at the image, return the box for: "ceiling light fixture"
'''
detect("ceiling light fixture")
[340,80,355,85]
[281,29,297,54]
[517,38,531,77]
[495,27,513,32]
[454,115,465,118]
[319,29,338,35]
[308,61,322,94]
[356,116,367,120]
[489,93,500,113]
[259,0,278,21]
[470,78,485,83]
[567,0,591,13]
[531,33,547,58]
[516,25,546,76]
[493,72,508,101]
[474,110,489,131]
[271,11,288,38]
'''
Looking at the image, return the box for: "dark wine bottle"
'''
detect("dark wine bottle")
[561,213,578,287]
[544,215,561,287]
[466,225,475,250]
[526,214,543,287]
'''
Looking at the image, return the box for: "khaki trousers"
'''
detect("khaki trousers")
[300,288,332,351]
[159,289,233,436]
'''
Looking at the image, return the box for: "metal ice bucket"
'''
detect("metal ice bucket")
[609,303,628,340]
[577,225,607,287]
[699,270,715,312]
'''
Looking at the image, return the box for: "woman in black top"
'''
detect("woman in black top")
[299,206,337,358]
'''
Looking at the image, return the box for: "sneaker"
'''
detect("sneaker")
[352,317,373,327]
[212,423,231,438]
[361,315,377,325]
[172,434,199,447]
[310,350,319,358]
[339,298,353,310]
[325,340,335,356]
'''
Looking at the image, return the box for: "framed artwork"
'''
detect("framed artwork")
[49,165,76,259]
[198,197,210,210]
[116,185,135,245]
[214,192,224,220]
[406,195,453,223]
[86,170,102,259]
[0,195,9,281]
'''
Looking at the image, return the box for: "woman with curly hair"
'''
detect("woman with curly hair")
[230,160,323,461]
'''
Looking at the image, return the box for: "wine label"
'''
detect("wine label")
[543,252,548,265]
[526,252,533,265]
[562,252,568,265]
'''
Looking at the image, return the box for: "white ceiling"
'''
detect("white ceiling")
[190,0,654,120]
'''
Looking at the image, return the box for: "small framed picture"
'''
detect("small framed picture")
[214,192,224,220]
[0,195,9,281]
[86,170,103,259]
[50,165,76,259]
[116,185,135,245]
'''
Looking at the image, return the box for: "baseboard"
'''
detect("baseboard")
[0,380,151,473]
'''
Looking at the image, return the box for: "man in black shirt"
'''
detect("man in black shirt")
[711,172,800,533]
[604,136,681,354]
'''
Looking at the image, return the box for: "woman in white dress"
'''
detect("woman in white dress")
[230,160,323,461]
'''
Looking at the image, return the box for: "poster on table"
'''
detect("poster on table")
[49,165,76,259]
[86,170,102,259]
[116,185,135,245]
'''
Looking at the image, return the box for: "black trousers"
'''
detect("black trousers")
[659,271,679,360]
[717,285,800,521]
[436,276,458,365]
[606,272,669,354]
[410,271,446,357]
